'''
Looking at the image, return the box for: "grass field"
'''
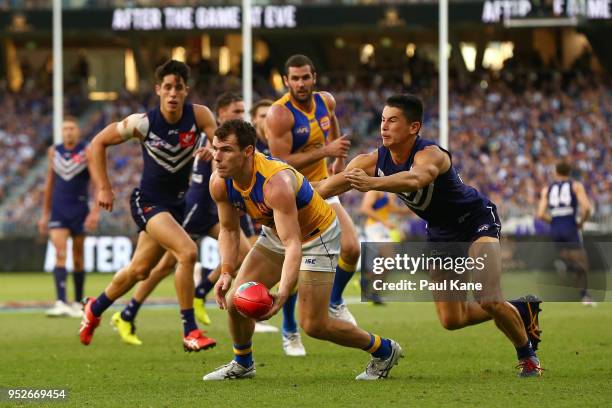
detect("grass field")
[1,273,611,407]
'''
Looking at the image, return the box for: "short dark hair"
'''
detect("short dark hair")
[385,94,424,124]
[215,119,256,150]
[250,99,273,117]
[215,91,243,116]
[555,161,572,176]
[63,115,79,125]
[284,54,316,76]
[155,59,190,84]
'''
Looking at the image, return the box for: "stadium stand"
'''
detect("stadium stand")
[1,64,610,236]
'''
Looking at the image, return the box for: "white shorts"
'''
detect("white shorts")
[325,196,341,206]
[255,219,341,272]
[364,223,392,242]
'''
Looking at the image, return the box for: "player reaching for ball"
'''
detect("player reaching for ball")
[315,93,543,377]
[202,119,402,380]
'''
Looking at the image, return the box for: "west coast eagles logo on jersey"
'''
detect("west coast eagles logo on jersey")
[319,115,331,131]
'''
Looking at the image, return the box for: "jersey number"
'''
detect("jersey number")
[549,183,571,208]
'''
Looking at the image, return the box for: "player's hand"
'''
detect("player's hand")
[194,146,213,162]
[257,292,288,321]
[37,215,49,236]
[97,188,115,212]
[331,157,345,175]
[324,135,350,159]
[214,273,233,310]
[84,211,99,232]
[345,168,377,192]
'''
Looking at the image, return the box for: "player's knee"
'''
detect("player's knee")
[300,317,328,340]
[55,248,68,264]
[129,263,151,281]
[341,240,360,264]
[439,315,464,331]
[174,243,198,266]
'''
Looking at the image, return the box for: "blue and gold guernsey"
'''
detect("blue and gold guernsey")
[224,152,335,243]
[49,141,90,234]
[273,92,332,182]
[130,103,200,231]
[375,136,500,242]
[547,180,581,245]
[366,193,391,227]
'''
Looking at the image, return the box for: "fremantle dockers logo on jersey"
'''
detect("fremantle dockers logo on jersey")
[144,125,199,173]
[53,149,87,181]
[179,131,196,148]
[377,168,434,211]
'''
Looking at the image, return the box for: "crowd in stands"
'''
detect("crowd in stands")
[1,62,610,237]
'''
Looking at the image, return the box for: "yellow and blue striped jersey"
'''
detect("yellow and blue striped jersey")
[224,152,335,242]
[366,193,391,226]
[273,92,332,182]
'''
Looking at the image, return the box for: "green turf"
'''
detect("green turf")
[1,273,611,407]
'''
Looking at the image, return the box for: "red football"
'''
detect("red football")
[233,282,273,319]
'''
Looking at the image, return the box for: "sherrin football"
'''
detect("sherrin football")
[233,281,273,319]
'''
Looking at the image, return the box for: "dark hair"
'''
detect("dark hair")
[63,115,79,125]
[215,91,243,116]
[154,59,190,84]
[385,94,424,124]
[250,99,274,117]
[215,119,256,150]
[555,161,572,176]
[284,54,316,76]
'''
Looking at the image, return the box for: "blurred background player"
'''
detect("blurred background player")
[317,94,543,377]
[266,54,361,356]
[79,60,217,352]
[359,191,410,304]
[251,99,274,156]
[203,119,401,381]
[537,161,594,306]
[38,116,99,318]
[360,191,411,243]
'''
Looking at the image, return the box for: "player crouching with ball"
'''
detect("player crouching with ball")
[203,119,402,380]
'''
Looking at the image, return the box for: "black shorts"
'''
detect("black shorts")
[182,201,219,239]
[49,205,88,235]
[130,188,184,232]
[551,226,583,249]
[427,203,501,243]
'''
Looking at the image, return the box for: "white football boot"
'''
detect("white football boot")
[203,361,256,381]
[45,300,74,317]
[282,332,306,357]
[328,302,357,326]
[355,340,403,380]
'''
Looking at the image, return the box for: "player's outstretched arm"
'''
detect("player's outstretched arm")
[573,181,592,228]
[90,113,147,212]
[84,145,100,232]
[266,104,350,170]
[346,146,448,193]
[37,146,55,236]
[536,187,551,223]
[258,170,302,320]
[210,172,241,309]
[315,151,378,199]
